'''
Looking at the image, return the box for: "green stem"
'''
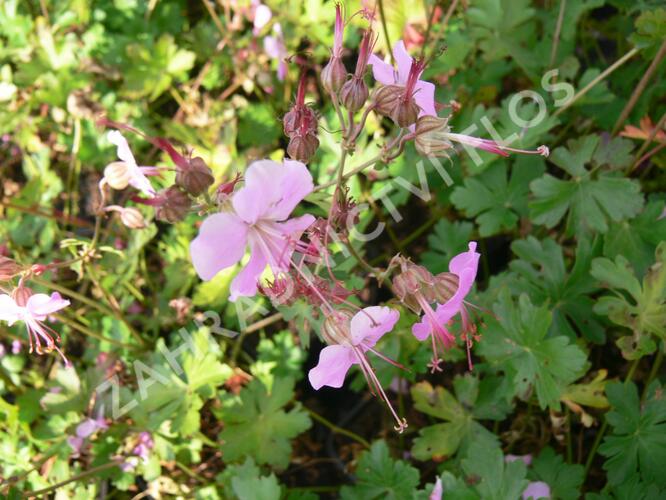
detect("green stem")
[583,358,639,479]
[377,0,394,65]
[54,313,138,350]
[642,347,664,401]
[23,461,121,497]
[306,407,370,448]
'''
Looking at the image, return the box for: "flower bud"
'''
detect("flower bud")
[373,85,402,118]
[175,157,214,196]
[0,256,21,281]
[12,285,33,307]
[155,187,191,224]
[119,207,147,229]
[103,161,131,190]
[322,57,348,94]
[393,97,420,128]
[283,105,318,138]
[340,77,369,113]
[321,310,355,346]
[433,272,459,305]
[287,133,319,163]
[392,263,435,313]
[415,116,453,157]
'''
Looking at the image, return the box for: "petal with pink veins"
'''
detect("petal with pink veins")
[350,306,399,347]
[190,212,249,281]
[308,345,356,389]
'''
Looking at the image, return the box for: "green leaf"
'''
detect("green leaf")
[630,8,666,52]
[604,200,666,278]
[451,156,545,236]
[410,378,502,460]
[530,447,584,500]
[218,377,311,469]
[238,103,281,148]
[477,292,588,409]
[218,458,282,500]
[461,441,528,500]
[529,135,644,235]
[256,331,307,381]
[506,236,605,342]
[599,381,666,487]
[421,219,474,274]
[591,242,666,359]
[340,441,420,500]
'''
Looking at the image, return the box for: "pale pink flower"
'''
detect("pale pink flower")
[368,40,436,118]
[429,477,443,500]
[68,410,108,455]
[412,242,480,371]
[105,131,157,198]
[133,431,154,462]
[309,306,408,432]
[445,133,550,158]
[0,292,70,364]
[505,454,533,466]
[523,481,551,499]
[264,23,288,81]
[11,339,21,354]
[252,2,272,34]
[190,159,314,301]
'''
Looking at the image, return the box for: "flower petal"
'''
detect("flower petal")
[392,40,413,84]
[190,212,249,281]
[0,294,21,325]
[522,481,551,500]
[26,292,70,320]
[414,80,437,117]
[411,316,432,341]
[129,169,156,197]
[253,4,272,33]
[229,237,268,301]
[232,159,314,224]
[369,54,397,85]
[107,131,137,168]
[449,241,480,297]
[308,345,355,389]
[350,306,399,347]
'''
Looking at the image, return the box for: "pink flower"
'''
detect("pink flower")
[11,339,21,354]
[445,133,550,158]
[105,131,157,197]
[308,306,408,432]
[369,40,436,118]
[0,292,70,364]
[190,159,315,301]
[133,431,154,462]
[412,242,480,371]
[505,454,533,466]
[523,481,551,499]
[264,23,288,81]
[252,2,272,35]
[429,477,443,500]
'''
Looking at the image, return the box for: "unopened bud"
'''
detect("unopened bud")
[175,157,214,196]
[103,161,131,190]
[12,285,33,307]
[415,116,453,157]
[283,105,318,138]
[340,77,369,113]
[287,133,319,163]
[392,263,435,313]
[373,85,419,127]
[321,310,355,346]
[119,207,147,229]
[322,58,348,94]
[155,187,191,224]
[0,256,21,281]
[433,272,459,305]
[393,98,419,128]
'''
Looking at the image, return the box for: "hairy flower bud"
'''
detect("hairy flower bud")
[392,262,435,313]
[373,84,402,119]
[0,256,21,281]
[119,207,147,229]
[321,309,355,346]
[155,187,191,224]
[287,133,320,163]
[393,98,420,128]
[414,116,453,157]
[12,285,33,307]
[175,157,214,196]
[433,272,459,305]
[340,77,369,113]
[103,161,131,190]
[322,57,348,94]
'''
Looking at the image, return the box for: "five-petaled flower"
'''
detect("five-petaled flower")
[412,242,480,371]
[369,40,437,119]
[0,291,70,364]
[309,306,408,432]
[190,159,315,301]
